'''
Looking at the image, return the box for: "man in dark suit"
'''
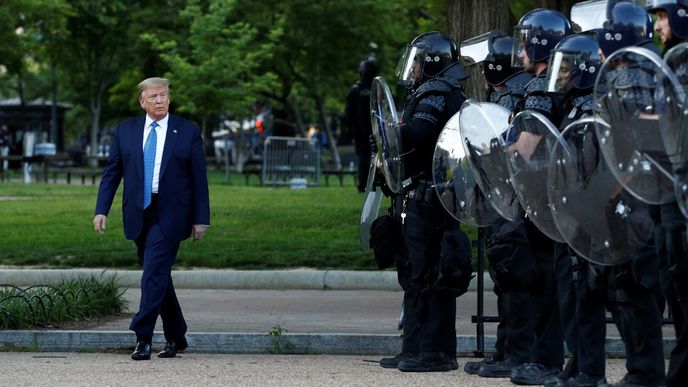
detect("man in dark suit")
[93,77,210,360]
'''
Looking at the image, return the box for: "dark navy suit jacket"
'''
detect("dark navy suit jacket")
[95,114,210,242]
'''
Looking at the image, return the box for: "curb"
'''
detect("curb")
[0,331,675,357]
[0,269,494,291]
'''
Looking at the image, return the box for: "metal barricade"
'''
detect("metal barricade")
[262,136,320,186]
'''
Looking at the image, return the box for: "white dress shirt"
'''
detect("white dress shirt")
[143,114,169,194]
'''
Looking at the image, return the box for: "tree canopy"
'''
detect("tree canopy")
[0,0,558,154]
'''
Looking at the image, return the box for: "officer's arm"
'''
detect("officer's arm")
[402,95,446,150]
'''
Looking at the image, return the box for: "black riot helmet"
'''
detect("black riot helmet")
[359,59,379,84]
[397,31,459,88]
[545,32,602,93]
[646,0,688,40]
[460,30,519,86]
[599,1,654,56]
[512,8,573,68]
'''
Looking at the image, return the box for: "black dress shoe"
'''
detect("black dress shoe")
[131,341,151,360]
[397,352,455,372]
[511,362,562,385]
[464,355,502,375]
[379,352,416,369]
[478,358,523,378]
[158,337,188,358]
[566,372,608,387]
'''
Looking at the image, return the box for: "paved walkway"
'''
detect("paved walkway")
[0,353,632,387]
[0,269,677,386]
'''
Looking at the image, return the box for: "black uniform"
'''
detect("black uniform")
[657,40,688,387]
[603,59,666,386]
[554,94,608,384]
[345,78,374,192]
[516,72,565,371]
[485,69,536,366]
[397,63,471,360]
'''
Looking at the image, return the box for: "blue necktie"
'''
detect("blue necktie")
[143,122,158,209]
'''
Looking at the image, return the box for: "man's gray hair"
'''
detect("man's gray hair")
[137,77,169,96]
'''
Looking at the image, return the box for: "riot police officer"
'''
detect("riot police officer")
[503,8,572,385]
[646,1,688,385]
[543,31,608,387]
[345,59,379,192]
[597,2,667,386]
[458,29,536,377]
[379,31,472,373]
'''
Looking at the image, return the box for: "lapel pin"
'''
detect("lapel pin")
[173,129,178,134]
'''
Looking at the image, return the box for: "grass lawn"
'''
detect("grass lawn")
[0,170,477,269]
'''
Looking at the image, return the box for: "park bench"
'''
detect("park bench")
[44,167,100,185]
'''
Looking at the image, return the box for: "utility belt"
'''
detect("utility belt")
[394,179,435,226]
[406,180,435,204]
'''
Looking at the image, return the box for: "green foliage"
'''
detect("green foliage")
[266,323,293,354]
[508,0,534,20]
[0,273,127,329]
[144,0,278,125]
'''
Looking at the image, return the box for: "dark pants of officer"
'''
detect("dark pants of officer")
[657,202,688,387]
[608,255,665,385]
[131,195,186,343]
[482,226,506,361]
[401,184,456,355]
[487,219,536,364]
[355,143,371,193]
[554,242,606,380]
[526,222,564,368]
[492,279,507,361]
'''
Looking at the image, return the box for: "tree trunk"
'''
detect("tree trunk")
[89,81,106,166]
[50,61,59,150]
[285,96,306,137]
[447,0,516,102]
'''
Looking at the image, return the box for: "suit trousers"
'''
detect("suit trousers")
[130,200,186,343]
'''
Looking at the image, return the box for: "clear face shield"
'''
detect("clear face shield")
[460,32,492,66]
[647,0,683,8]
[511,27,531,68]
[396,46,423,88]
[546,51,576,93]
[570,0,609,32]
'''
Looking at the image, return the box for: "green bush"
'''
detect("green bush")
[0,273,127,329]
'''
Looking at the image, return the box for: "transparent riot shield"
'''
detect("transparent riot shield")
[459,100,521,221]
[594,46,682,205]
[675,170,688,219]
[359,154,384,252]
[664,43,688,217]
[506,111,564,242]
[433,110,500,226]
[548,117,656,265]
[370,76,404,193]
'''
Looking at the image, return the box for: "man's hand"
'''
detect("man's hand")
[93,214,107,236]
[192,224,208,241]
